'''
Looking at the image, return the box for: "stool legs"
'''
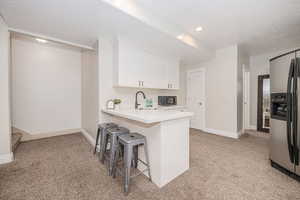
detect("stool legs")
[132,146,138,168]
[124,144,133,194]
[94,127,101,154]
[99,130,108,163]
[108,135,118,176]
[144,140,152,181]
[112,144,120,179]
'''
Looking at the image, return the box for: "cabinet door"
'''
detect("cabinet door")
[167,63,180,89]
[118,43,145,88]
[142,53,168,89]
[116,39,177,89]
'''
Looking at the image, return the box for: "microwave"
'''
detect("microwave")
[158,96,177,106]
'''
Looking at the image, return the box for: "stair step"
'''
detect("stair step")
[12,132,22,152]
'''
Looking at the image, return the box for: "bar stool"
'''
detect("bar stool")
[113,132,151,194]
[94,123,118,159]
[103,127,129,176]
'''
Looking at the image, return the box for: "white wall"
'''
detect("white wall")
[98,36,184,125]
[183,45,240,136]
[0,16,12,162]
[248,48,299,127]
[11,37,82,134]
[81,48,99,138]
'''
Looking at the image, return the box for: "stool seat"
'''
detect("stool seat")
[107,127,129,136]
[98,122,117,129]
[118,133,145,146]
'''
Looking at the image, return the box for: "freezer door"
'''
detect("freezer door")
[296,54,300,176]
[270,53,295,93]
[270,52,295,172]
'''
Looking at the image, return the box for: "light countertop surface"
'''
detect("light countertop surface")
[102,108,193,124]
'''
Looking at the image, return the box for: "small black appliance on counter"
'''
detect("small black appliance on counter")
[158,96,177,106]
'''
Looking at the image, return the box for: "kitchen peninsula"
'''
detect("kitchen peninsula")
[102,109,193,188]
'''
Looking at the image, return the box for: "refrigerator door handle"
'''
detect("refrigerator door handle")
[294,58,300,165]
[287,59,295,163]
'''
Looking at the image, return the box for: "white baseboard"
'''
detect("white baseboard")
[80,129,96,146]
[203,128,239,139]
[13,127,81,141]
[249,125,257,130]
[0,152,14,164]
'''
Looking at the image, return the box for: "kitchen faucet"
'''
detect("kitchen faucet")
[135,91,146,109]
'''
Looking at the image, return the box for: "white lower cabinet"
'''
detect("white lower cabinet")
[113,38,179,90]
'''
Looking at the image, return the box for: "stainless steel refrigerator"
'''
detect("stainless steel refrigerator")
[270,49,300,180]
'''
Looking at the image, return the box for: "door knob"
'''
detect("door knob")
[199,102,202,105]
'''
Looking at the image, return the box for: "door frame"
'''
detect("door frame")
[257,74,270,133]
[186,68,206,130]
[243,66,250,130]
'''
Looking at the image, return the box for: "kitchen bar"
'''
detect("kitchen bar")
[102,109,193,187]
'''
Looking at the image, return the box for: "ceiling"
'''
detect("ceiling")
[135,0,300,55]
[0,0,213,65]
[1,0,300,64]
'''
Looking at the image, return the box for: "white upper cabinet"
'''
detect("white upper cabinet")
[166,62,180,89]
[113,38,179,90]
[116,40,146,88]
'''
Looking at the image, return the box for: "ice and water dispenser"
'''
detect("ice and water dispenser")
[271,93,288,121]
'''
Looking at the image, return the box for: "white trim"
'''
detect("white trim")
[8,28,94,50]
[238,129,244,137]
[243,67,251,130]
[203,128,239,139]
[186,67,206,130]
[0,152,14,164]
[80,129,96,146]
[13,127,81,141]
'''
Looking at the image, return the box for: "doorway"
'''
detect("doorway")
[257,74,270,132]
[187,68,205,130]
[243,68,250,130]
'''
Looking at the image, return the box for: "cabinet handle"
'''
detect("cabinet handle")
[142,81,144,86]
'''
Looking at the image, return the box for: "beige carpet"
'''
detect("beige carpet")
[0,129,299,200]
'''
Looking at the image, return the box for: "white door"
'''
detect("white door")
[243,69,250,130]
[187,69,205,130]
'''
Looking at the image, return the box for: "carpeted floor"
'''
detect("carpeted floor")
[0,129,299,200]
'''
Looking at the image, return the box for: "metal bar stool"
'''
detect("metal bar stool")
[94,123,118,158]
[113,132,151,194]
[103,127,129,176]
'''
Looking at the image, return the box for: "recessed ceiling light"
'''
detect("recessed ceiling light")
[195,26,203,32]
[36,38,48,43]
[177,34,184,40]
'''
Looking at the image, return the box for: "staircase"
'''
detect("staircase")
[12,132,22,152]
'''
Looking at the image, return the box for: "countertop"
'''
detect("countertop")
[102,109,193,124]
[158,105,187,111]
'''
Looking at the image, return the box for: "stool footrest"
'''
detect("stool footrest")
[114,167,149,179]
[137,159,149,167]
[130,169,149,179]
